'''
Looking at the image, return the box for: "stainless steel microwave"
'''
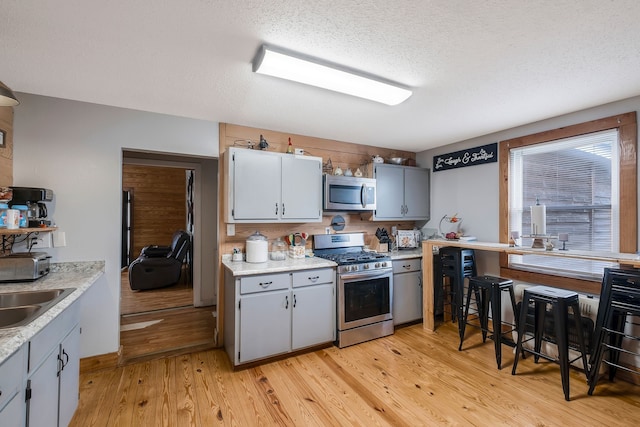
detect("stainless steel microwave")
[323,175,376,211]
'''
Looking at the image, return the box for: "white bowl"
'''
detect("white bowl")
[388,157,406,165]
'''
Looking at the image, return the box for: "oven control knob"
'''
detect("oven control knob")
[352,265,359,272]
[381,262,387,267]
[363,264,369,269]
[375,262,380,268]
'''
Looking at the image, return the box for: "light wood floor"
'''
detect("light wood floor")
[72,322,640,426]
[121,270,193,315]
[120,270,215,363]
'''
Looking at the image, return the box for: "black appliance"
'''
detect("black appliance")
[313,232,393,348]
[9,187,53,227]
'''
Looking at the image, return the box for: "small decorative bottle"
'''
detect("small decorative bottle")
[286,137,293,154]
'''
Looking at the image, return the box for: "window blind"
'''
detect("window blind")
[508,129,620,279]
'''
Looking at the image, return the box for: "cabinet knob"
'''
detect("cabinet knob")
[308,276,320,282]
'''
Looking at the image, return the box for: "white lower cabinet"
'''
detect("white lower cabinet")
[392,258,423,325]
[0,346,25,427]
[239,289,291,363]
[225,267,336,366]
[27,300,80,427]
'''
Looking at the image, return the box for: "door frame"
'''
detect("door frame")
[121,155,207,307]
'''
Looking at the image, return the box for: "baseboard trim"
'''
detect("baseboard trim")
[80,349,121,374]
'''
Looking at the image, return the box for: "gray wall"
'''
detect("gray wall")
[417,95,640,275]
[13,93,219,357]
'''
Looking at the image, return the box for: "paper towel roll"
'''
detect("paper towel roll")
[531,204,546,235]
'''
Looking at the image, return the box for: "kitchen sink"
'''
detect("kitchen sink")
[0,288,68,308]
[0,305,42,328]
[0,288,75,329]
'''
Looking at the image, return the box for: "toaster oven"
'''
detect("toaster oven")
[0,252,51,282]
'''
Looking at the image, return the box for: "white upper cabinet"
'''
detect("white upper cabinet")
[226,148,322,223]
[373,163,430,221]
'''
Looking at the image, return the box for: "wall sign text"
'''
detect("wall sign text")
[433,142,497,172]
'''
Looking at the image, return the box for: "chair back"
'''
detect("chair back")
[168,230,191,262]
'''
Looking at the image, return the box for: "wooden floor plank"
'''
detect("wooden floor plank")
[71,323,640,427]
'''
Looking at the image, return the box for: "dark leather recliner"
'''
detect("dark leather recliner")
[128,230,191,291]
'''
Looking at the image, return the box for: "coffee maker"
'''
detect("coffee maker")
[9,187,53,227]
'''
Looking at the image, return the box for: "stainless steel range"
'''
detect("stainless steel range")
[313,232,393,348]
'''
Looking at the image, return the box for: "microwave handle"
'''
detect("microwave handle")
[361,184,367,208]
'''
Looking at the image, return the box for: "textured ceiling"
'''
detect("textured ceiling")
[2,1,640,152]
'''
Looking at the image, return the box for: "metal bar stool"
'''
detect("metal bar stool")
[588,268,640,395]
[459,275,518,369]
[434,247,476,332]
[512,285,590,401]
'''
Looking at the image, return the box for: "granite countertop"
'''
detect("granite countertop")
[223,255,337,276]
[388,248,423,260]
[0,261,105,365]
[223,248,423,277]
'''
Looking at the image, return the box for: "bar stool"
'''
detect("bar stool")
[588,268,640,395]
[434,247,476,331]
[512,286,590,401]
[459,275,517,369]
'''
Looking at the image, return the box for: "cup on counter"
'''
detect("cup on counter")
[5,209,19,229]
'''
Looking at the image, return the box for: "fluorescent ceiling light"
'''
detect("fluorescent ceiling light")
[252,45,412,106]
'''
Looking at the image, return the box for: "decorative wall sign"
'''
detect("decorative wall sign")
[433,142,497,172]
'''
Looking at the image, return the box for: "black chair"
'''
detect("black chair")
[512,286,589,401]
[588,267,640,395]
[128,230,191,291]
[459,275,518,369]
[434,247,477,332]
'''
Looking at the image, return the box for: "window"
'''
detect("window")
[509,129,618,279]
[499,112,637,288]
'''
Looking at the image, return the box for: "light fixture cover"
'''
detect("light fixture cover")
[0,81,19,106]
[252,45,412,106]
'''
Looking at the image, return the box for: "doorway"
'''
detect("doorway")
[120,152,218,363]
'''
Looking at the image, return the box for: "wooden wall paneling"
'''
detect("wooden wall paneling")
[217,122,423,349]
[0,107,14,186]
[122,164,187,258]
[218,122,420,255]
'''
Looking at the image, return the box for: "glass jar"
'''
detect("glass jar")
[270,237,287,261]
[0,203,8,228]
[245,231,268,263]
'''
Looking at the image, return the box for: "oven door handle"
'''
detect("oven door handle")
[340,270,391,281]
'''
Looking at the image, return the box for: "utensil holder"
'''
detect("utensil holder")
[370,237,388,253]
[289,245,305,258]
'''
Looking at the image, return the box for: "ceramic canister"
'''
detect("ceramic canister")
[245,231,269,263]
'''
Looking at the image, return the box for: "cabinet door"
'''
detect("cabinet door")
[393,271,423,325]
[281,156,322,221]
[59,324,80,427]
[373,164,405,219]
[0,393,24,427]
[403,167,430,220]
[239,290,291,363]
[232,149,281,220]
[292,284,335,350]
[27,346,60,427]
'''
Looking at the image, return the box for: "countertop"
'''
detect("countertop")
[0,261,105,365]
[223,255,337,276]
[388,248,423,260]
[222,248,423,276]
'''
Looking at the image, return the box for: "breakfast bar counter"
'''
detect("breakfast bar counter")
[421,239,640,331]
